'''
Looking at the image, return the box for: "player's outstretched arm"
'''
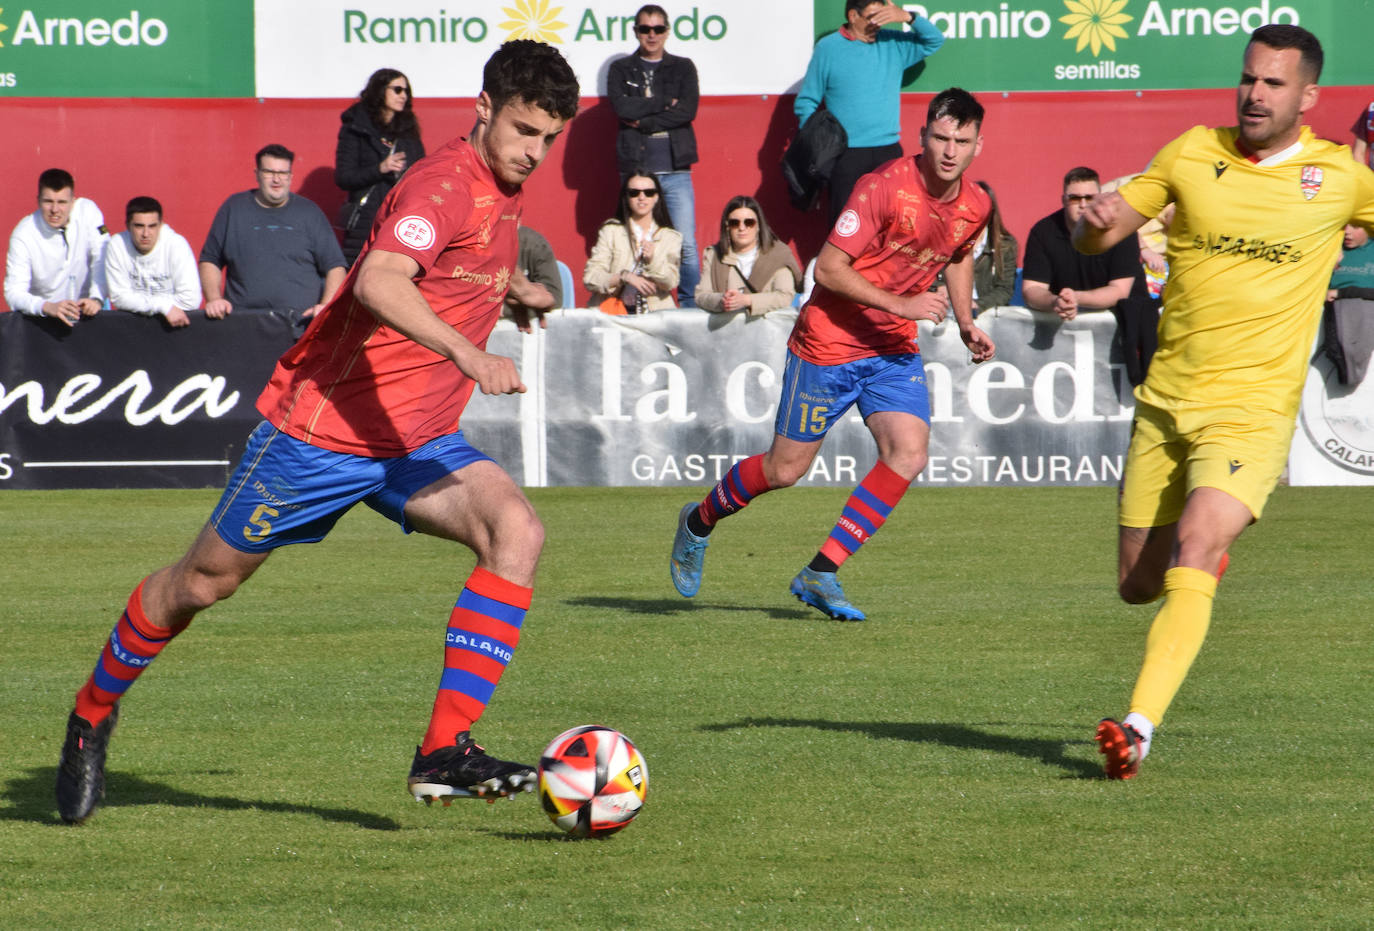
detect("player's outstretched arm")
[1072,191,1149,255]
[354,248,526,395]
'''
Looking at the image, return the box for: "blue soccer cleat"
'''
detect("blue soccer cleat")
[790,567,866,621]
[670,503,709,597]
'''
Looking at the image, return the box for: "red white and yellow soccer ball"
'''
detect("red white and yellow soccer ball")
[538,725,648,838]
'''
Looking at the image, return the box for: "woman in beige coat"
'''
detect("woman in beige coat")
[695,195,801,316]
[583,171,683,313]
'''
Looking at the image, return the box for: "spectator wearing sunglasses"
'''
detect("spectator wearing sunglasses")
[1022,166,1136,321]
[796,0,946,226]
[695,195,801,316]
[584,171,683,313]
[607,4,701,307]
[334,68,427,267]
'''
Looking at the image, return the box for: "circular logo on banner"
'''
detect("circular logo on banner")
[1298,352,1374,475]
[834,209,861,238]
[394,215,436,250]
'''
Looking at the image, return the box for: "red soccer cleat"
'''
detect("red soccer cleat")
[1095,718,1144,780]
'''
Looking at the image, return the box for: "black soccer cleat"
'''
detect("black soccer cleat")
[407,731,537,805]
[56,704,119,824]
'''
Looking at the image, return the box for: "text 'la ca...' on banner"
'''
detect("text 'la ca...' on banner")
[253,0,817,98]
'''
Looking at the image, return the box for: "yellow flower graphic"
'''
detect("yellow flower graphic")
[0,8,9,47]
[1060,0,1133,56]
[500,0,568,44]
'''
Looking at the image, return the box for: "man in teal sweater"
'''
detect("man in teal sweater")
[795,0,945,224]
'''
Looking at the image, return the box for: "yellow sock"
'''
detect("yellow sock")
[1128,566,1218,726]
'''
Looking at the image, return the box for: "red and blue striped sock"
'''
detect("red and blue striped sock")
[73,579,185,726]
[421,568,530,755]
[698,454,772,528]
[818,461,911,568]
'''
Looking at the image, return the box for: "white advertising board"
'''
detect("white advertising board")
[254,1,816,98]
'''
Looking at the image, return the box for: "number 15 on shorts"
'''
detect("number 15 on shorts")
[798,403,828,435]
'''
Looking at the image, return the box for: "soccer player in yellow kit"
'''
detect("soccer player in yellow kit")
[1074,24,1374,779]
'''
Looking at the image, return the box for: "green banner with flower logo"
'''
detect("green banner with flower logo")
[812,0,1365,91]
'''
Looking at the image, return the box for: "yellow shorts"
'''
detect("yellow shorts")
[1119,398,1295,528]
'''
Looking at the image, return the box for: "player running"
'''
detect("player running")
[55,41,580,824]
[1074,25,1374,779]
[670,88,996,621]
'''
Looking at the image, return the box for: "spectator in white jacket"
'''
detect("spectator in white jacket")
[105,196,203,328]
[5,168,108,325]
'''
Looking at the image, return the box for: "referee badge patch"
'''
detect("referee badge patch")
[1300,165,1323,201]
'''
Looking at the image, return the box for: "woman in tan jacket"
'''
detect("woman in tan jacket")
[695,195,801,316]
[583,171,683,313]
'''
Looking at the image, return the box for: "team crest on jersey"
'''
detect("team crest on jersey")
[1300,165,1323,201]
[899,206,919,233]
[395,215,436,250]
[835,209,861,237]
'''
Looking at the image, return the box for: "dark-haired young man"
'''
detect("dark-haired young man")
[56,40,581,824]
[1075,25,1374,779]
[198,143,346,319]
[670,88,996,621]
[104,196,202,327]
[4,168,108,324]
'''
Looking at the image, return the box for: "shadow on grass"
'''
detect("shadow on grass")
[1,767,402,830]
[702,717,1104,779]
[565,595,808,621]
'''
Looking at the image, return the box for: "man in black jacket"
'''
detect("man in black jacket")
[608,4,700,306]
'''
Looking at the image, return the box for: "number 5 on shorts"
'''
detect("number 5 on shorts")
[244,504,278,543]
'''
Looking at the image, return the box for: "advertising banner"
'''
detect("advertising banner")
[462,307,1136,487]
[814,0,1365,92]
[0,312,293,489]
[0,0,255,97]
[1287,322,1374,485]
[2,306,1138,491]
[253,0,816,98]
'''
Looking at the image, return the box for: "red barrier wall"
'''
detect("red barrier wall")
[3,86,1368,308]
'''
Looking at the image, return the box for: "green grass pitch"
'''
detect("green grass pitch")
[2,485,1371,927]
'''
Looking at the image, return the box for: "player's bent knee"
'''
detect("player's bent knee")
[176,563,248,612]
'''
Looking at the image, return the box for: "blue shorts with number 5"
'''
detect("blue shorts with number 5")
[209,421,494,554]
[774,351,930,442]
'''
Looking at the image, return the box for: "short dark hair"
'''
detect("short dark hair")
[38,168,74,194]
[846,0,887,14]
[1063,166,1100,189]
[635,4,668,23]
[927,88,984,129]
[1249,24,1323,82]
[125,196,163,223]
[255,143,295,168]
[482,40,580,122]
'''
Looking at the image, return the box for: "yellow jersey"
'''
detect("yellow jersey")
[1120,125,1374,417]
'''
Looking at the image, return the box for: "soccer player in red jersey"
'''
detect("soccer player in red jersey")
[55,41,580,824]
[670,88,996,620]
